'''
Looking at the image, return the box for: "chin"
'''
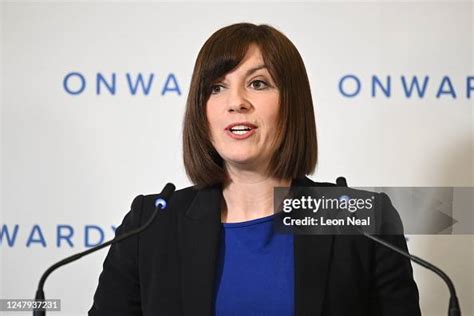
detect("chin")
[226,156,255,164]
[222,152,255,163]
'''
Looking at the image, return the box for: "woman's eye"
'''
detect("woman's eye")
[210,84,224,95]
[250,80,269,90]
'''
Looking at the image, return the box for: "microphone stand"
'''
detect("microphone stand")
[361,232,461,316]
[33,183,176,315]
[335,177,461,316]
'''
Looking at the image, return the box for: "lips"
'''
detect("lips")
[224,122,258,140]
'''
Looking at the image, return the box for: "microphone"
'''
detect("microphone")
[33,183,176,316]
[336,177,461,316]
[336,176,347,187]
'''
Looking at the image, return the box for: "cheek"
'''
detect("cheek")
[205,101,215,126]
[263,98,280,130]
[205,101,221,140]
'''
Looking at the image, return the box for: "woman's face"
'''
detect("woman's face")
[206,44,280,173]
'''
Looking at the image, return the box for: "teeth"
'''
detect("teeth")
[230,125,252,131]
[231,130,250,135]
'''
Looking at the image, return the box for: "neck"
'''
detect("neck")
[221,168,291,223]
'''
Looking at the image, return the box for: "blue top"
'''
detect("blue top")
[214,213,295,316]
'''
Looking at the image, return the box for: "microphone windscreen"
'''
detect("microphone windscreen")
[154,183,176,210]
[160,183,176,201]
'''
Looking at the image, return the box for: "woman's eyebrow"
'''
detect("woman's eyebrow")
[245,64,267,77]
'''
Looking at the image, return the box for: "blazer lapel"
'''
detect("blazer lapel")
[292,177,335,316]
[179,184,222,315]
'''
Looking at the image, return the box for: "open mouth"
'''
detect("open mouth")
[229,125,253,135]
[224,122,258,139]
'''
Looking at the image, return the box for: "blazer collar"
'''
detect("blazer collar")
[179,177,334,316]
[184,182,222,220]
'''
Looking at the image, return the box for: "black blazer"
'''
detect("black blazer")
[89,177,421,316]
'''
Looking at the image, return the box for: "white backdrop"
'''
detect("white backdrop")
[1,1,473,315]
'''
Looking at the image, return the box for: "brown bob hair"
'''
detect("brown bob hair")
[183,23,317,188]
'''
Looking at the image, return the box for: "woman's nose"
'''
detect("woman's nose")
[227,87,251,113]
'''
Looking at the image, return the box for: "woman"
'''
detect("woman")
[89,23,421,315]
